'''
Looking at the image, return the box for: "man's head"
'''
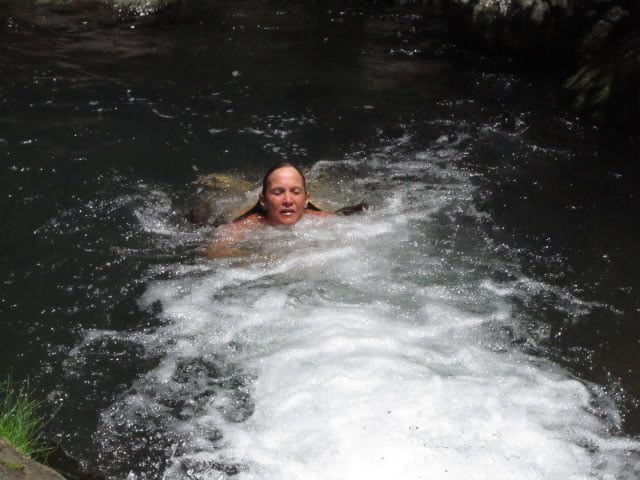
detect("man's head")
[259,163,309,225]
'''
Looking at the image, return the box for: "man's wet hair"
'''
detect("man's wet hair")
[260,162,307,195]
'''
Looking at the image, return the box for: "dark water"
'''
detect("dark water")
[1,0,639,478]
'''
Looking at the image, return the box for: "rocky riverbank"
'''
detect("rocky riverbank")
[0,438,65,480]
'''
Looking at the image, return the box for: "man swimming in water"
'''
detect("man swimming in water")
[233,162,330,226]
[206,162,330,258]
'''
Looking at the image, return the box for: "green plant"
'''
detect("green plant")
[0,378,50,460]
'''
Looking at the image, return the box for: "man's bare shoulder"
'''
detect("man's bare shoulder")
[231,214,265,230]
[206,215,263,259]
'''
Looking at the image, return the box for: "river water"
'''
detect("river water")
[1,1,639,479]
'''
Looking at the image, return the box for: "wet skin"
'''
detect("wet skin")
[205,167,330,258]
[259,166,310,225]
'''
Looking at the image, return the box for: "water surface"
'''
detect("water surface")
[1,1,639,478]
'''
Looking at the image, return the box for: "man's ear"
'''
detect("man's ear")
[304,192,310,208]
[259,193,266,207]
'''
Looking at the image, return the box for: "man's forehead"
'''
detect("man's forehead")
[267,167,304,185]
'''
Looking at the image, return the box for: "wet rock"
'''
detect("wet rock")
[335,202,369,215]
[565,29,639,128]
[564,4,639,132]
[441,0,578,53]
[184,173,256,227]
[0,437,65,480]
[185,202,215,227]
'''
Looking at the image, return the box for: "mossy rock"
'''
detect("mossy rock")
[0,457,26,471]
[195,173,254,192]
[0,437,66,480]
[565,29,639,129]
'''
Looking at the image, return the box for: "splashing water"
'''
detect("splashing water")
[82,151,640,480]
[105,0,177,16]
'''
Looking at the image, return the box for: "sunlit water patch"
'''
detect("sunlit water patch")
[79,153,640,479]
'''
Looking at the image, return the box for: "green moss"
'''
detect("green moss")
[565,66,595,90]
[593,76,612,105]
[0,457,26,471]
[565,65,612,109]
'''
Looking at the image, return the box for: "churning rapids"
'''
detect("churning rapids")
[1,1,639,479]
[64,155,638,480]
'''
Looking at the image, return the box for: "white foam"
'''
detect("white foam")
[98,158,639,479]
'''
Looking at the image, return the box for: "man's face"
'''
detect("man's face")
[259,166,309,225]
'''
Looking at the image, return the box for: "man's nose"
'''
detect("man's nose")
[283,193,293,204]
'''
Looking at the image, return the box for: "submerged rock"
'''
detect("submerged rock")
[184,173,257,228]
[184,171,370,228]
[335,201,369,216]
